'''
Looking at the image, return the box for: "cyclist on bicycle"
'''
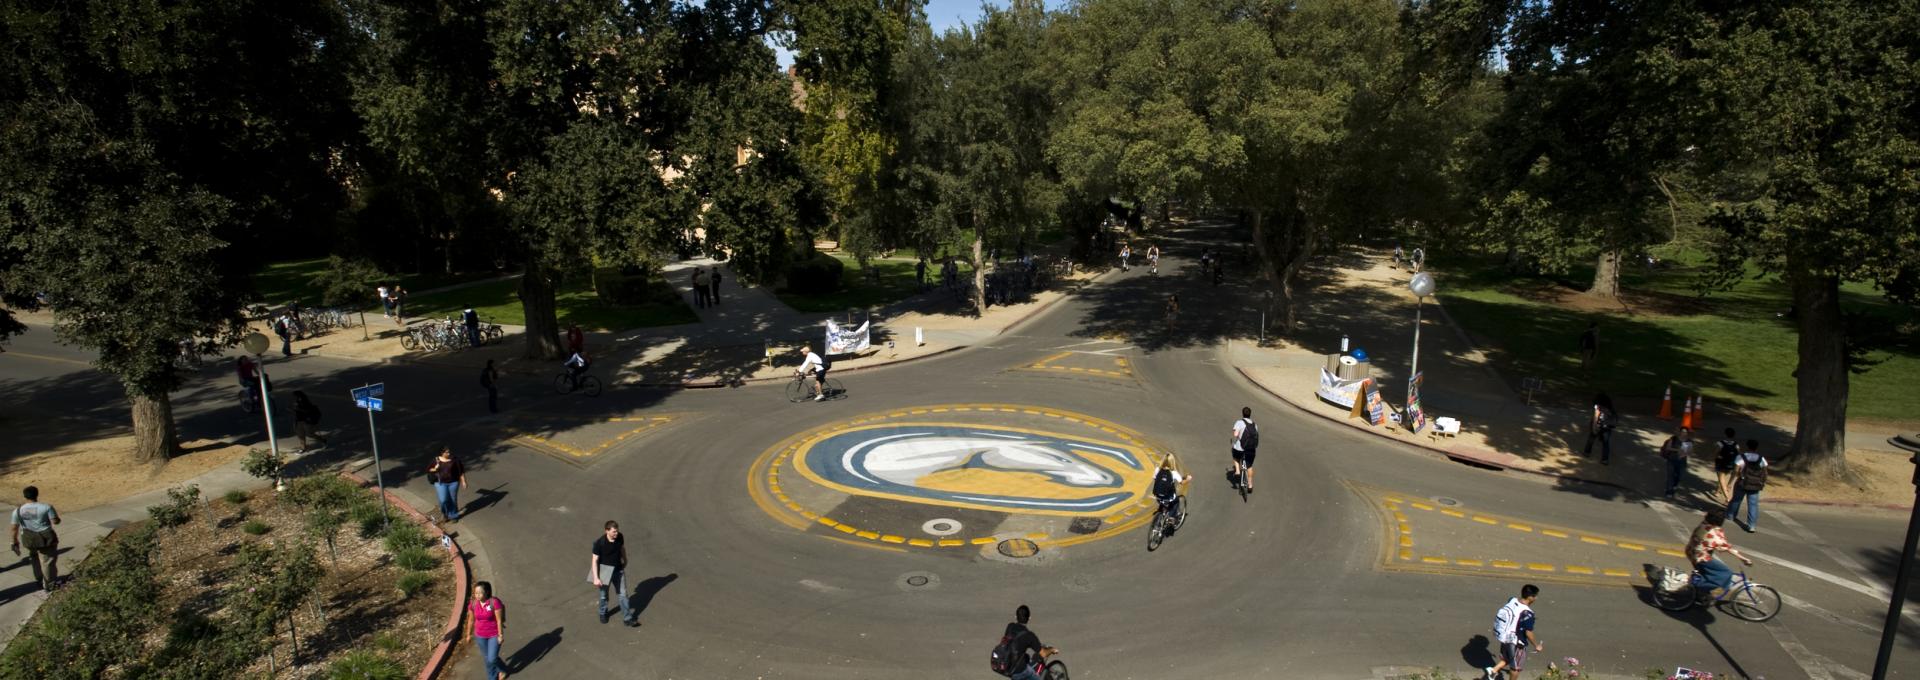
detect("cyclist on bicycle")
[1004,605,1057,680]
[795,345,828,401]
[1152,455,1188,519]
[563,350,591,390]
[1687,509,1751,597]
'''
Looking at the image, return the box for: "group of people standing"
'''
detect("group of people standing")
[689,266,724,308]
[1582,394,1771,529]
[377,284,409,324]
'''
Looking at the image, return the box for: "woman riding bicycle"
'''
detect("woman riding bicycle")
[1152,455,1189,518]
[1687,509,1752,597]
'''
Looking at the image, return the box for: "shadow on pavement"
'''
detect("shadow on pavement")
[628,572,678,621]
[1459,634,1495,672]
[508,626,564,673]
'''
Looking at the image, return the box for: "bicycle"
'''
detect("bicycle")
[1651,567,1782,622]
[785,373,845,403]
[1145,495,1188,552]
[1026,654,1068,680]
[554,371,603,397]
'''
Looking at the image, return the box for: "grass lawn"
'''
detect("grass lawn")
[397,275,698,331]
[1436,253,1920,421]
[252,258,502,307]
[777,254,975,313]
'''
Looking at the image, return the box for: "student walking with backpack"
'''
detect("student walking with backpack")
[1658,426,1695,498]
[1714,428,1741,502]
[291,391,327,453]
[1230,407,1260,493]
[1726,440,1768,532]
[1581,393,1616,464]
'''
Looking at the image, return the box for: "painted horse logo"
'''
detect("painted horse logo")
[799,425,1151,514]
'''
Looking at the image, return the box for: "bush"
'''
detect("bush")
[284,475,361,510]
[372,632,405,654]
[592,265,655,305]
[240,449,282,483]
[381,520,430,554]
[393,546,437,571]
[327,650,407,680]
[348,500,388,538]
[783,251,845,294]
[396,571,434,598]
[222,489,250,505]
[0,525,159,677]
[241,520,270,536]
[146,485,201,530]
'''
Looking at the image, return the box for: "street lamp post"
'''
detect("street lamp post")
[1873,434,1920,679]
[1407,272,1436,388]
[240,333,281,467]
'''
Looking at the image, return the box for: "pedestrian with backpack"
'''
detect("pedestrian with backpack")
[291,391,327,453]
[1658,426,1695,498]
[1714,428,1741,502]
[1726,440,1768,532]
[1581,393,1616,465]
[1230,407,1260,493]
[991,604,1057,680]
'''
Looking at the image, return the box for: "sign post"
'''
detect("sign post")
[351,383,389,528]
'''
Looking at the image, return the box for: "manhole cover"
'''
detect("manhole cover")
[922,518,963,536]
[997,539,1040,558]
[895,571,941,591]
[1068,517,1102,535]
[1431,496,1462,507]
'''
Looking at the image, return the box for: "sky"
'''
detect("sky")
[773,0,1065,67]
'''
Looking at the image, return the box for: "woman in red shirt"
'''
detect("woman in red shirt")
[1687,510,1751,595]
[465,581,507,679]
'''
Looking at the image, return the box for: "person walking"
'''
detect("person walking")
[591,521,638,626]
[708,267,723,305]
[481,359,500,414]
[1714,428,1741,502]
[1165,293,1180,329]
[9,486,60,592]
[291,391,327,453]
[690,269,708,308]
[428,447,468,523]
[1659,426,1695,498]
[1576,321,1598,370]
[1581,393,1615,464]
[916,258,928,291]
[1726,440,1769,532]
[1230,407,1259,493]
[391,286,408,325]
[378,284,393,318]
[566,323,585,356]
[465,580,508,680]
[1486,584,1542,680]
[274,310,294,357]
[464,307,482,348]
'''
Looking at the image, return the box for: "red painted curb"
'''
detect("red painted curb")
[1232,365,1912,511]
[339,472,469,680]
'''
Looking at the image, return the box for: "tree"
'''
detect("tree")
[1690,0,1920,481]
[0,0,353,462]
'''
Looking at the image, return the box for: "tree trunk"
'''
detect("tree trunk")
[1586,250,1621,298]
[130,391,179,463]
[970,231,986,316]
[519,259,564,360]
[1784,271,1851,481]
[1276,231,1318,333]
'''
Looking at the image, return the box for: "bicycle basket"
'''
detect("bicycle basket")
[1655,567,1691,592]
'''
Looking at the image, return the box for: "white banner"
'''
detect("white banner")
[1315,367,1367,409]
[825,319,871,355]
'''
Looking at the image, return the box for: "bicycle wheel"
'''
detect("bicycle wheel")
[826,378,846,399]
[401,334,419,351]
[1652,585,1696,612]
[1146,511,1166,552]
[785,378,807,403]
[1044,660,1069,680]
[554,374,574,395]
[1173,498,1188,531]
[578,375,603,397]
[1724,583,1782,622]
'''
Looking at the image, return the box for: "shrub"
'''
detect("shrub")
[372,632,405,654]
[592,265,655,305]
[305,508,345,564]
[241,520,270,536]
[381,520,429,554]
[240,449,282,483]
[146,485,201,530]
[783,251,845,294]
[393,546,437,571]
[327,650,407,680]
[0,525,158,677]
[222,489,250,505]
[348,500,388,538]
[284,475,361,510]
[396,571,434,598]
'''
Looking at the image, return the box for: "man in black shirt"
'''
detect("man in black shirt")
[1004,604,1056,680]
[590,521,638,627]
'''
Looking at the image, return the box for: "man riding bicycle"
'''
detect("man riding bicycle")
[795,345,828,401]
[1004,605,1058,680]
[1687,509,1752,598]
[563,350,591,390]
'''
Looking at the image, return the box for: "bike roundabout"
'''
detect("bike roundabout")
[746,403,1183,561]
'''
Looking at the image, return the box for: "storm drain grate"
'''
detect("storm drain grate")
[997,539,1040,558]
[1068,517,1102,535]
[1431,496,1462,507]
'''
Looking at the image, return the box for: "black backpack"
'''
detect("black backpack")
[819,353,833,371]
[1741,459,1769,491]
[989,629,1021,676]
[1239,418,1259,451]
[1595,408,1615,430]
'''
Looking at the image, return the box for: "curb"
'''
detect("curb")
[340,471,469,680]
[642,344,973,389]
[1230,364,1913,511]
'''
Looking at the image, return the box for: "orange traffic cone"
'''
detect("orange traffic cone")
[1657,386,1674,420]
[1695,396,1707,429]
[1682,396,1698,430]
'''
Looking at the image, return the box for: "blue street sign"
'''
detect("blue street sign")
[351,383,386,411]
[365,397,383,412]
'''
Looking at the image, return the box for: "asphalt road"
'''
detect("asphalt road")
[1,224,1915,679]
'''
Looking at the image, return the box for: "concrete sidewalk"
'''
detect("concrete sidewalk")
[1225,250,1913,508]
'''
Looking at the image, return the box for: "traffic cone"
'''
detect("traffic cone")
[1657,385,1674,420]
[1695,396,1707,429]
[1682,396,1698,430]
